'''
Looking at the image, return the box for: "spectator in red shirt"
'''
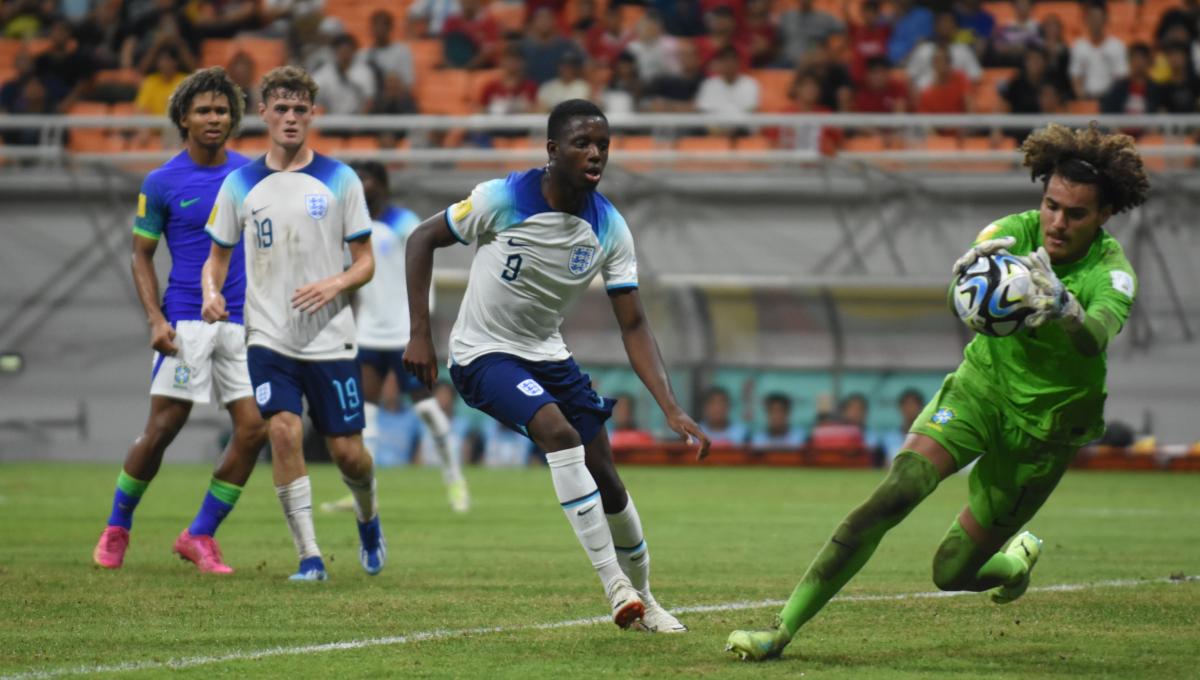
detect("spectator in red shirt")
[916,44,973,113]
[696,5,749,71]
[608,393,657,448]
[442,0,502,69]
[585,4,631,66]
[744,0,780,68]
[781,69,842,155]
[479,47,538,115]
[854,56,909,112]
[846,0,892,83]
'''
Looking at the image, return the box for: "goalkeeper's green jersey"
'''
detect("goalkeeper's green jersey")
[956,210,1137,445]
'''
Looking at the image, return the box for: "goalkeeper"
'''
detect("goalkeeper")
[727,123,1147,661]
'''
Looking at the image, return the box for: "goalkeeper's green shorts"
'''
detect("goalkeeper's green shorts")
[909,373,1078,532]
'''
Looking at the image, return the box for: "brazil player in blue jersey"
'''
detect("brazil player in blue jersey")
[93,67,267,574]
[203,66,382,581]
[404,100,711,631]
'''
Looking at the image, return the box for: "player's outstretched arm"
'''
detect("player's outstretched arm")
[131,234,178,355]
[403,213,461,389]
[609,288,711,460]
[201,242,232,323]
[292,236,375,314]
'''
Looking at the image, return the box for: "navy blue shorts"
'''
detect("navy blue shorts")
[248,346,365,435]
[357,346,425,393]
[450,353,614,445]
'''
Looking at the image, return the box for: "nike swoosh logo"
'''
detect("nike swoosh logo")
[180,198,200,207]
[252,206,269,215]
[507,238,531,248]
[344,413,358,423]
[577,505,595,516]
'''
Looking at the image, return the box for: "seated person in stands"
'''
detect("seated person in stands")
[808,393,869,452]
[442,0,502,69]
[750,393,806,450]
[481,47,538,115]
[1002,47,1069,114]
[642,39,704,112]
[1101,43,1154,114]
[874,388,925,467]
[537,51,592,111]
[699,386,748,446]
[1150,41,1200,113]
[135,43,189,116]
[313,34,376,116]
[854,56,909,113]
[609,393,656,448]
[915,44,973,113]
[695,46,760,115]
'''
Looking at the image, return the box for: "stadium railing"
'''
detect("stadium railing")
[1,113,1198,168]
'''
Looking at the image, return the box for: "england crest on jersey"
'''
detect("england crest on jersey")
[305,194,329,219]
[568,245,595,275]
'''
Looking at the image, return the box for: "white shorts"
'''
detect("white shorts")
[149,320,253,405]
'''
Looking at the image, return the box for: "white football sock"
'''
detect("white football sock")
[275,476,320,560]
[341,470,377,523]
[606,494,655,604]
[414,397,462,485]
[545,446,625,591]
[361,402,379,461]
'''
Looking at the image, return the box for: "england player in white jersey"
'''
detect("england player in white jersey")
[200,66,383,581]
[404,99,712,632]
[321,160,470,515]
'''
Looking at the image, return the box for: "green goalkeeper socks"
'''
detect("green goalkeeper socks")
[932,519,1025,591]
[777,451,940,637]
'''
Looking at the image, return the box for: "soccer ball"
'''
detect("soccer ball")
[953,252,1035,337]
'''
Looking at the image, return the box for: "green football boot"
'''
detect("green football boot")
[725,623,791,661]
[990,531,1043,605]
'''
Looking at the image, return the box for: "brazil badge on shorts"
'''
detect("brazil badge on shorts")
[930,407,956,430]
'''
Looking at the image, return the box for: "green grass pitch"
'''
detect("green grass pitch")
[1,462,1197,678]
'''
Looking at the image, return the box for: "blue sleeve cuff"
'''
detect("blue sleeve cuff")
[205,227,236,248]
[443,208,468,245]
[606,283,639,293]
[345,228,371,242]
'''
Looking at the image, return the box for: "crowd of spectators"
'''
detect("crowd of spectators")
[4,0,1200,146]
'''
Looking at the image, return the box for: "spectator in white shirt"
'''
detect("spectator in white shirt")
[537,52,592,111]
[906,10,981,91]
[409,0,461,37]
[355,10,416,91]
[313,34,376,115]
[1070,3,1128,99]
[626,9,680,82]
[696,46,760,114]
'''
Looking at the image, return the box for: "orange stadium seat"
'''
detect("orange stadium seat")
[344,135,381,150]
[409,39,444,81]
[1067,99,1100,115]
[1031,2,1084,41]
[752,69,794,113]
[674,135,732,171]
[961,135,1015,172]
[468,69,501,108]
[1137,133,1166,172]
[489,2,525,32]
[734,135,773,151]
[620,4,645,32]
[842,134,885,153]
[416,68,470,114]
[983,2,1016,27]
[94,69,141,87]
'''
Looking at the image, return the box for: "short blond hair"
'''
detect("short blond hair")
[259,65,319,105]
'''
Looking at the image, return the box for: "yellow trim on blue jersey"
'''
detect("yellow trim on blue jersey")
[137,193,147,218]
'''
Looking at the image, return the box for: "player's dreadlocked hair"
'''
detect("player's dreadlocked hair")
[259,65,319,105]
[547,98,606,142]
[166,66,245,140]
[1021,122,1150,215]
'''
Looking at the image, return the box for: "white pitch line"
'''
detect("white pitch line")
[4,576,1193,680]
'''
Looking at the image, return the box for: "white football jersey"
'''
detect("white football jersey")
[355,205,427,349]
[207,153,372,361]
[445,168,638,366]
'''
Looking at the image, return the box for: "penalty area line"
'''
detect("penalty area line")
[4,575,1193,679]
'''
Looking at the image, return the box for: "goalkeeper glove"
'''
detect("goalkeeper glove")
[1022,247,1085,330]
[952,236,1017,277]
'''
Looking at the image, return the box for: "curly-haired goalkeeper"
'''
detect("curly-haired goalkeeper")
[727,123,1148,661]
